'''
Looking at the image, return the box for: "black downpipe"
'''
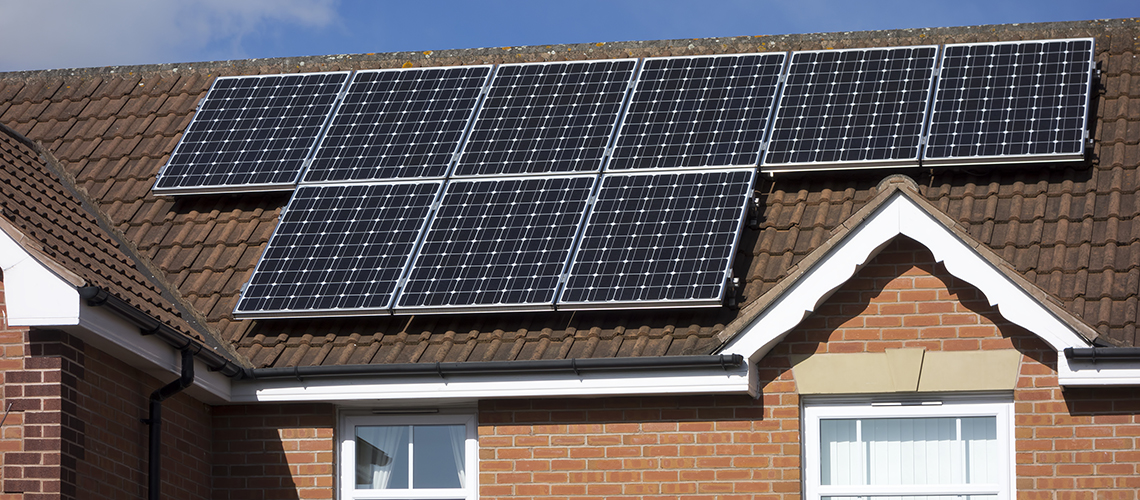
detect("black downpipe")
[145,348,195,500]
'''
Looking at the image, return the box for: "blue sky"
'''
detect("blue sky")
[0,0,1135,72]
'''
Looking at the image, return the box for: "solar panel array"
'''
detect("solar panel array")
[154,72,350,194]
[303,66,492,183]
[234,182,440,317]
[607,53,786,170]
[396,176,595,313]
[925,39,1094,165]
[763,46,938,171]
[150,39,1096,317]
[453,60,637,176]
[560,170,755,308]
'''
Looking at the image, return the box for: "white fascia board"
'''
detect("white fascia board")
[231,364,751,403]
[68,305,231,403]
[721,192,1089,365]
[1057,356,1140,386]
[0,225,232,402]
[0,229,79,326]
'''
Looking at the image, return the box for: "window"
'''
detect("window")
[803,396,1013,500]
[340,413,477,500]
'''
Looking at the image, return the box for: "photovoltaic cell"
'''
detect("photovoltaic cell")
[559,169,754,308]
[453,60,637,176]
[925,39,1094,165]
[763,46,938,171]
[302,66,492,183]
[396,176,596,313]
[154,72,349,193]
[608,53,786,170]
[233,182,440,318]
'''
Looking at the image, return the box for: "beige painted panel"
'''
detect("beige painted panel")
[790,348,1020,394]
[917,350,1022,392]
[792,348,924,394]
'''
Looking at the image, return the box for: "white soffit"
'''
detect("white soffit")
[720,191,1090,364]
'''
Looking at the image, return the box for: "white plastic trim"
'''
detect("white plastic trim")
[1057,355,1140,386]
[721,192,1088,364]
[0,229,79,326]
[232,365,751,403]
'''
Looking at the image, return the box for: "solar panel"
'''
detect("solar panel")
[924,39,1094,165]
[302,66,492,183]
[763,46,938,172]
[453,59,637,176]
[233,182,440,318]
[559,169,754,309]
[154,72,349,194]
[395,176,596,313]
[607,52,786,171]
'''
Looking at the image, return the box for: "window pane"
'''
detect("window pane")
[412,425,465,488]
[819,416,998,487]
[356,426,409,489]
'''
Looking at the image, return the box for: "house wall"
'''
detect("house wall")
[211,403,336,500]
[0,275,213,500]
[476,237,1140,500]
[7,239,1140,499]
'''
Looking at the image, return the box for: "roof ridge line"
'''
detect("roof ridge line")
[2,18,1135,80]
[0,121,244,361]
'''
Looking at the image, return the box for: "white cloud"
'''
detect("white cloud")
[0,0,339,72]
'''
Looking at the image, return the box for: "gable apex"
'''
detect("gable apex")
[718,175,1096,366]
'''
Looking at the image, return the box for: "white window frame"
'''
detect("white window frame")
[803,395,1014,500]
[339,412,478,500]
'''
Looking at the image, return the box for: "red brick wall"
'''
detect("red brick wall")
[477,237,1140,500]
[211,403,336,500]
[0,274,213,500]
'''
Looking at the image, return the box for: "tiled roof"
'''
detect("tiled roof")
[0,122,224,351]
[1,18,1137,368]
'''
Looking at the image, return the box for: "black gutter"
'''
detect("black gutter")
[1064,347,1140,362]
[241,354,745,380]
[78,286,245,377]
[143,348,194,500]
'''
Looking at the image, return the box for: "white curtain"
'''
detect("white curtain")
[820,416,998,488]
[448,425,466,487]
[356,426,407,489]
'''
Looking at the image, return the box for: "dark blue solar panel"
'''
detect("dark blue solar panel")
[453,60,637,176]
[302,66,492,183]
[154,72,349,193]
[559,169,754,308]
[608,52,785,170]
[234,182,440,317]
[925,39,1094,165]
[763,46,937,171]
[395,176,596,313]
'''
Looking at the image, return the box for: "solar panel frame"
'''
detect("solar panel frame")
[606,52,787,172]
[923,38,1095,166]
[232,181,442,319]
[301,65,494,184]
[153,71,350,195]
[558,168,755,310]
[762,45,939,173]
[452,59,639,177]
[393,175,597,314]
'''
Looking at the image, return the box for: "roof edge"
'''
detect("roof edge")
[0,122,243,361]
[2,18,1135,79]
